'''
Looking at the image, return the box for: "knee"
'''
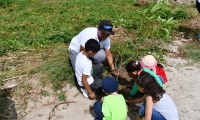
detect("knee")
[93,101,102,111]
[97,63,104,69]
[93,49,106,63]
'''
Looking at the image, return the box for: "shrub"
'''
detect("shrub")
[173,9,188,19]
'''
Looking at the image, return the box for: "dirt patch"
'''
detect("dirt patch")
[109,26,131,42]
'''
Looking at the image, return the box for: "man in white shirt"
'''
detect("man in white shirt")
[69,20,116,74]
[75,39,103,99]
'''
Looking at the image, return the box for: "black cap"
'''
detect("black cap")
[99,20,114,35]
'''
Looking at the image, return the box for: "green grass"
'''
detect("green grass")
[0,0,140,55]
[0,0,182,55]
[0,0,199,96]
[29,43,75,91]
[183,41,200,62]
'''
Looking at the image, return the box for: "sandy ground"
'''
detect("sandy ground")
[164,56,200,120]
[17,38,200,120]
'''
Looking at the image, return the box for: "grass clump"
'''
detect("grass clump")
[183,41,200,62]
[31,43,74,91]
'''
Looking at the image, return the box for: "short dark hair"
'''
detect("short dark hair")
[85,39,100,52]
[126,60,141,73]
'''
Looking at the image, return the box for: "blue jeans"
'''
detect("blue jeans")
[139,101,165,120]
[93,101,104,120]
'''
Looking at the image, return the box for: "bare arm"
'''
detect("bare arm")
[80,45,85,52]
[126,95,146,104]
[144,96,153,120]
[105,49,115,70]
[82,74,95,99]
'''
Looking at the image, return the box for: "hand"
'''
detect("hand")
[110,69,118,76]
[122,87,132,93]
[112,71,118,76]
[126,100,131,104]
[124,85,133,90]
[89,92,96,100]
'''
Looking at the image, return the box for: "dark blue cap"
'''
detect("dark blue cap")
[102,77,118,93]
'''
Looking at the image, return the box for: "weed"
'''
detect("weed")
[57,92,66,101]
[31,43,75,91]
[112,39,168,66]
[111,0,176,65]
[183,41,200,62]
[173,9,188,19]
[41,90,50,97]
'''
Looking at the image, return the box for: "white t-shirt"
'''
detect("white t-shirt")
[75,52,94,86]
[153,94,179,120]
[68,27,111,52]
[198,0,200,3]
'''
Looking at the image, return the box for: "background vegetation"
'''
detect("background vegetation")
[0,0,199,103]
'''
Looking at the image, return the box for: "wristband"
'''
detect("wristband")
[111,69,116,72]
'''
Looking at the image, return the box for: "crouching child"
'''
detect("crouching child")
[93,77,127,120]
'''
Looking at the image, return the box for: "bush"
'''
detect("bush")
[173,9,188,19]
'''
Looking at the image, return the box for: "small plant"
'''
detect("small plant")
[111,0,177,66]
[31,44,74,91]
[182,41,200,62]
[57,92,66,101]
[41,90,50,97]
[173,9,188,19]
[134,0,178,40]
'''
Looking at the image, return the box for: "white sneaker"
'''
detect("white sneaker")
[80,88,89,98]
[135,102,143,107]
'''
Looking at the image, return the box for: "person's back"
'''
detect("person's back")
[75,51,93,86]
[135,71,179,120]
[69,27,98,52]
[93,77,127,120]
[75,39,102,99]
[153,94,179,120]
[102,94,127,120]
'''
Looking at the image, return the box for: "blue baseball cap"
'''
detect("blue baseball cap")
[99,20,114,35]
[102,77,118,93]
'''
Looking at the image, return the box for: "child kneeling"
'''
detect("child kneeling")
[135,71,179,120]
[93,77,127,120]
[75,39,104,99]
